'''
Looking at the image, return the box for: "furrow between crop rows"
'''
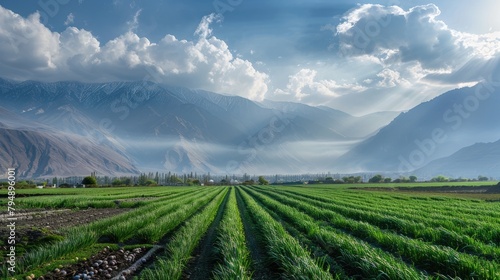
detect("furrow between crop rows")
[249,187,500,279]
[139,188,229,279]
[241,187,426,279]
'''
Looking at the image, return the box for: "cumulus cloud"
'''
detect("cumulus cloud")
[334,4,500,85]
[0,8,60,73]
[274,68,365,104]
[269,3,500,112]
[336,4,466,69]
[376,68,409,88]
[0,7,268,101]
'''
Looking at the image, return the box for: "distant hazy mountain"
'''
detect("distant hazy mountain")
[337,83,500,174]
[0,107,139,177]
[0,78,396,177]
[260,100,400,139]
[415,139,500,179]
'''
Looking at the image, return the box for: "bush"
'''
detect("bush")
[82,176,97,185]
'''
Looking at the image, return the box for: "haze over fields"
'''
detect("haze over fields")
[1,1,500,178]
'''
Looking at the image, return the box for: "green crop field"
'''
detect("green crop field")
[2,184,500,279]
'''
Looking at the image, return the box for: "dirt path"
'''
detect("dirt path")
[0,208,132,266]
[182,189,230,280]
[236,187,276,280]
[0,208,131,231]
[353,185,500,194]
[403,185,500,193]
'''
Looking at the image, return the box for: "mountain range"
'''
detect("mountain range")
[0,77,398,177]
[338,82,500,178]
[415,139,500,179]
[1,76,500,179]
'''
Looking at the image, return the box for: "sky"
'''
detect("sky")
[0,0,499,115]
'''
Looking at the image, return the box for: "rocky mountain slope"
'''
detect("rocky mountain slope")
[0,78,396,177]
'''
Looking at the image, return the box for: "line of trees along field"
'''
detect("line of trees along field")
[3,171,495,189]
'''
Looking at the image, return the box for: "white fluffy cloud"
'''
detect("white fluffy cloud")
[0,8,60,73]
[335,4,500,84]
[376,68,410,88]
[0,7,268,100]
[274,68,365,104]
[271,4,500,112]
[337,4,464,69]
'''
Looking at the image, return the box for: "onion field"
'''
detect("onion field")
[2,185,500,279]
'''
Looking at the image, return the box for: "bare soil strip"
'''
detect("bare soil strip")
[353,185,500,194]
[0,208,132,262]
[0,208,131,231]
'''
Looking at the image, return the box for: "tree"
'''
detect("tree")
[103,176,110,185]
[341,176,361,184]
[155,172,160,184]
[342,176,354,183]
[258,176,269,185]
[384,177,392,183]
[368,174,384,183]
[431,175,449,182]
[409,175,417,182]
[145,179,157,186]
[122,177,132,186]
[242,179,255,186]
[138,173,148,186]
[172,176,183,184]
[112,178,122,186]
[82,176,97,185]
[478,175,489,181]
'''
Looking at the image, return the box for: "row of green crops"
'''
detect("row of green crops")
[212,188,252,280]
[13,187,190,209]
[8,185,500,279]
[139,188,229,279]
[237,188,337,279]
[13,187,219,275]
[263,187,500,260]
[279,186,500,245]
[242,187,426,279]
[98,188,222,242]
[248,186,500,279]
